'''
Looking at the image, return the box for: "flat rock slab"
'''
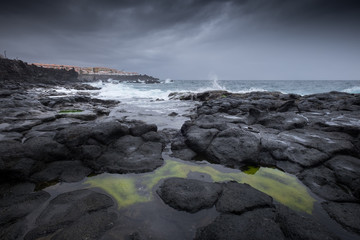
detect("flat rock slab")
[216,182,273,214]
[51,210,117,240]
[195,209,285,240]
[276,205,340,240]
[157,178,222,213]
[322,202,360,234]
[0,191,50,226]
[30,160,92,183]
[325,155,360,198]
[298,166,357,202]
[92,136,164,173]
[25,189,115,240]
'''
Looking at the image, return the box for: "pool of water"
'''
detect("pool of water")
[40,149,360,240]
[85,156,315,214]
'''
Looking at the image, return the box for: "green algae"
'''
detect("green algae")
[59,109,83,113]
[241,166,260,175]
[85,159,315,214]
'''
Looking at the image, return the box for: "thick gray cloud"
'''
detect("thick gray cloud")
[1,0,359,79]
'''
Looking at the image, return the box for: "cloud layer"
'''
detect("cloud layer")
[1,0,359,79]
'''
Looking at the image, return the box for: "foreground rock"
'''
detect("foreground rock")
[171,90,360,239]
[157,178,339,240]
[24,189,117,240]
[157,178,222,213]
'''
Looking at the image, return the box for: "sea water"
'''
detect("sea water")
[49,79,360,239]
[90,79,360,100]
[85,79,360,129]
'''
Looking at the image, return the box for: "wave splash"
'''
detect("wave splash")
[209,73,226,91]
[342,86,360,94]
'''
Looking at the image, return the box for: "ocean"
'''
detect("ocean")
[90,79,360,100]
[81,79,360,129]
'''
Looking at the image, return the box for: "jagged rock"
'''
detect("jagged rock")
[157,178,222,213]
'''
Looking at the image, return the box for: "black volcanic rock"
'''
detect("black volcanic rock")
[195,209,285,240]
[215,182,273,214]
[322,202,360,234]
[24,189,116,240]
[78,73,160,83]
[0,58,78,88]
[0,191,50,226]
[276,205,340,240]
[157,178,222,213]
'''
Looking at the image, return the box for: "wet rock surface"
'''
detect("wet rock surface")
[158,178,340,240]
[24,189,117,240]
[171,90,360,239]
[1,59,360,239]
[157,178,222,213]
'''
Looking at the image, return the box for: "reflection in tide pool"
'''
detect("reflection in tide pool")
[85,159,315,214]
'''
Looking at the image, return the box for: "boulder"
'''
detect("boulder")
[89,136,163,173]
[157,178,222,213]
[205,127,260,166]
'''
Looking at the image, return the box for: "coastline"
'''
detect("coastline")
[1,58,360,239]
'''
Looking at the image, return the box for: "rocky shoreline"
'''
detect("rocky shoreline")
[78,73,160,84]
[1,58,360,239]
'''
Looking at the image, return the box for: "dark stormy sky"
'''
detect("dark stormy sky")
[1,0,360,80]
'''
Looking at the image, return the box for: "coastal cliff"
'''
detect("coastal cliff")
[0,58,78,88]
[34,63,160,83]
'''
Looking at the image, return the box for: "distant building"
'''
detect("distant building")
[33,63,139,76]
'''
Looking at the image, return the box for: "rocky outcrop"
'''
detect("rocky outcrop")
[157,178,339,240]
[78,73,160,84]
[0,58,78,89]
[171,90,360,239]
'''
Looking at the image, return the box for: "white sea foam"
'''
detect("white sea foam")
[342,86,360,94]
[91,82,173,100]
[164,78,174,84]
[208,73,226,90]
[235,87,269,93]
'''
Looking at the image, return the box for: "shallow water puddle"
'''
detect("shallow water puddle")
[85,158,315,214]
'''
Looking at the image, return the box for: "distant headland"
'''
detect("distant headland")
[33,62,160,83]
